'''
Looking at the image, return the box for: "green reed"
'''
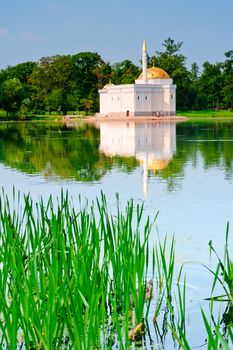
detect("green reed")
[1,190,233,349]
[0,191,158,349]
[207,222,233,303]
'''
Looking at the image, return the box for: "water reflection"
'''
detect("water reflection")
[99,121,176,195]
[0,121,233,187]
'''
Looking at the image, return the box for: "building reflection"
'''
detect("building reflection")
[99,121,176,196]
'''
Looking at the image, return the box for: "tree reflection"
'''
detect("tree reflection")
[0,121,233,188]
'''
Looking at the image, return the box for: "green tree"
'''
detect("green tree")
[222,51,233,109]
[188,63,200,109]
[71,52,106,111]
[3,62,36,84]
[198,61,223,109]
[80,98,94,115]
[162,38,183,56]
[45,89,63,113]
[194,94,208,110]
[29,56,54,111]
[190,62,199,83]
[111,60,140,84]
[29,55,72,114]
[0,78,24,116]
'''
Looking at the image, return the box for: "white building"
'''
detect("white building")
[98,40,176,117]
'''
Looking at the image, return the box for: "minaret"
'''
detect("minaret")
[142,39,148,83]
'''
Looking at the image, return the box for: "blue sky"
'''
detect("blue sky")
[0,0,232,70]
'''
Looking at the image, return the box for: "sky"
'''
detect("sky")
[0,0,232,70]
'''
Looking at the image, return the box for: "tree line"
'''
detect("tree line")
[0,38,232,116]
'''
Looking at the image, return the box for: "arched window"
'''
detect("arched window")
[138,96,140,100]
[145,96,147,100]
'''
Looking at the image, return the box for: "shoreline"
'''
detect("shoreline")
[82,115,188,123]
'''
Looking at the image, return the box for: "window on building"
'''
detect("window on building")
[118,97,120,101]
[171,94,173,100]
[138,96,140,100]
[145,96,147,100]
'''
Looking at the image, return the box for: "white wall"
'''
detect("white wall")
[151,89,163,112]
[99,85,135,114]
[99,82,176,115]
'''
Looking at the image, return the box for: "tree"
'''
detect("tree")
[0,78,24,115]
[111,60,140,84]
[80,98,94,115]
[3,62,36,84]
[71,52,106,111]
[198,61,223,109]
[29,55,72,114]
[162,38,183,56]
[190,63,199,83]
[189,63,201,110]
[194,94,208,110]
[94,61,112,90]
[222,51,233,109]
[45,89,63,113]
[29,56,55,111]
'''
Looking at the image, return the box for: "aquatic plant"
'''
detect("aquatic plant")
[0,191,157,349]
[0,190,233,349]
[208,223,233,302]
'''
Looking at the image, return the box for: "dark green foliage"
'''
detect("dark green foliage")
[111,59,140,84]
[198,61,223,109]
[222,51,233,109]
[0,78,25,115]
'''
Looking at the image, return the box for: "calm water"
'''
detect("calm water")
[1,119,233,347]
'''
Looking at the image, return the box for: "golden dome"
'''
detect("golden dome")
[138,67,170,80]
[103,81,114,89]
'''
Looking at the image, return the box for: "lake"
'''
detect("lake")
[0,119,233,347]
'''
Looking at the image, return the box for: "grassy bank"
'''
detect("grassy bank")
[0,191,232,349]
[1,109,233,122]
[0,110,93,122]
[177,110,233,119]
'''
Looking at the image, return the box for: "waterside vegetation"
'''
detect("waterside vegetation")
[0,191,233,349]
[177,109,233,119]
[0,38,232,118]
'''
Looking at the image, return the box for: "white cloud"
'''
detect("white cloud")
[0,28,9,38]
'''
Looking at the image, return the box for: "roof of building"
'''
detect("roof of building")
[138,67,170,80]
[103,81,115,89]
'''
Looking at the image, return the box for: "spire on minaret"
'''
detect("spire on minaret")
[142,39,148,83]
[142,39,147,52]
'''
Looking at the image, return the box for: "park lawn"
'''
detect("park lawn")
[0,110,93,121]
[177,110,233,119]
